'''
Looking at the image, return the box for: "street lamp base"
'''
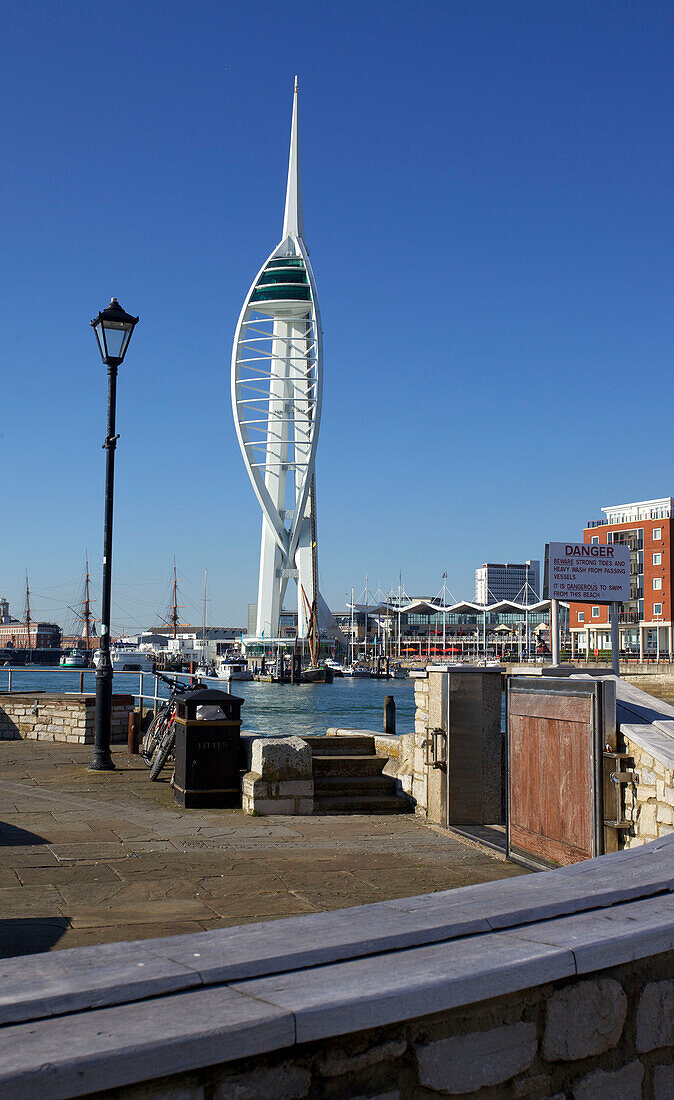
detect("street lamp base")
[88,751,116,771]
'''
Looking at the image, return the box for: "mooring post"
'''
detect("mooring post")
[127,711,140,755]
[384,695,396,735]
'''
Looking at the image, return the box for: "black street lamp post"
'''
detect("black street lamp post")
[89,298,139,771]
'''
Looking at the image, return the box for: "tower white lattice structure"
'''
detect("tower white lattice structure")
[232,78,325,640]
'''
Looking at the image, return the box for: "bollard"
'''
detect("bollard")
[79,671,85,693]
[384,695,396,735]
[127,711,141,755]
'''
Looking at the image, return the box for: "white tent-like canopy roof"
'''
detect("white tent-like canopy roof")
[347,598,562,616]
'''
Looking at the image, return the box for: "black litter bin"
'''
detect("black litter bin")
[172,687,243,808]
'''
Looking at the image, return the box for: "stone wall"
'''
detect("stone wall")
[0,693,134,744]
[620,732,674,847]
[2,835,672,1100]
[412,673,430,815]
[98,953,674,1100]
[613,676,674,848]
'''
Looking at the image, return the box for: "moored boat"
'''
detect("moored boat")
[216,658,253,682]
[59,649,89,669]
[302,664,334,684]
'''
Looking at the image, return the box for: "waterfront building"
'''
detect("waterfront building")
[0,597,61,649]
[569,497,673,659]
[339,595,563,660]
[474,561,540,605]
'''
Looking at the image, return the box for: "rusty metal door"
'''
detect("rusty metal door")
[506,677,616,871]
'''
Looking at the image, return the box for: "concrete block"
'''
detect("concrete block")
[251,737,312,781]
[416,1022,537,1093]
[511,893,674,974]
[296,799,313,815]
[213,1061,311,1099]
[0,985,295,1099]
[543,978,626,1060]
[248,799,296,815]
[278,781,313,798]
[572,1061,643,1100]
[230,932,574,1044]
[242,776,269,798]
[636,979,674,1052]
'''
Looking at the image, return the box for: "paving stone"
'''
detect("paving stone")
[68,899,218,928]
[572,1061,644,1099]
[0,739,525,956]
[543,978,627,1060]
[49,842,128,862]
[417,1022,537,1093]
[0,884,64,918]
[636,979,674,1051]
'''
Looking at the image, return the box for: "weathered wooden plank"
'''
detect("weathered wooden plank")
[509,693,592,722]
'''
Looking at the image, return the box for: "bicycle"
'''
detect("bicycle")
[140,673,190,774]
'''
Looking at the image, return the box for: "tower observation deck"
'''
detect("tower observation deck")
[231,79,337,644]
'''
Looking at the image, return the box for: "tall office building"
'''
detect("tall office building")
[474,561,540,605]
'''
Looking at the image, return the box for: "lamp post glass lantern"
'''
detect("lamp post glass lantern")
[89,298,138,771]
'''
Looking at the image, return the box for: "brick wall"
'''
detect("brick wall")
[0,693,133,744]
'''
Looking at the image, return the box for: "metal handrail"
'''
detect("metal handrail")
[0,666,204,713]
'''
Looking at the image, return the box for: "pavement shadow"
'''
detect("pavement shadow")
[0,822,49,847]
[0,918,70,958]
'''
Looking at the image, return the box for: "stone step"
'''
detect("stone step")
[313,775,397,797]
[304,735,375,756]
[312,793,413,815]
[312,754,387,777]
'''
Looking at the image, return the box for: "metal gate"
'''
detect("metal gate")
[506,676,617,871]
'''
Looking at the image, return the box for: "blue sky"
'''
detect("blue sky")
[3,1,674,632]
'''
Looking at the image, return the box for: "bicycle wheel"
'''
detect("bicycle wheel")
[141,708,168,765]
[149,727,176,781]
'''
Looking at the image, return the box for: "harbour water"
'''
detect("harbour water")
[0,667,416,739]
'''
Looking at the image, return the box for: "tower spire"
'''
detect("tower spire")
[282,76,304,241]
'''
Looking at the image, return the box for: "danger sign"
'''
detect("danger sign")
[549,541,630,603]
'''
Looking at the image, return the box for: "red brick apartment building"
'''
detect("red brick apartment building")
[570,497,672,660]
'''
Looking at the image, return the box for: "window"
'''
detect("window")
[591,535,599,545]
[653,553,662,565]
[653,528,662,540]
[578,612,585,623]
[592,606,600,618]
[654,603,663,616]
[653,578,662,590]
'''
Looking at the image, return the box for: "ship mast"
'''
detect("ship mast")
[83,554,92,652]
[24,571,32,650]
[171,558,179,639]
